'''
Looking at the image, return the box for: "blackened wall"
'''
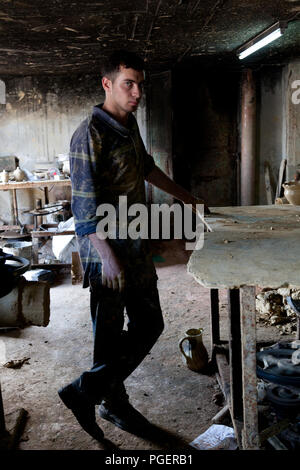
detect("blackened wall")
[0,74,104,170]
[172,67,239,207]
[0,74,103,223]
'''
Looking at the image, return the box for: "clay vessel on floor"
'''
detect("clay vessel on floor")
[179,328,208,372]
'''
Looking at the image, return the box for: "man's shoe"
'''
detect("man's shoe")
[58,384,104,441]
[98,400,153,436]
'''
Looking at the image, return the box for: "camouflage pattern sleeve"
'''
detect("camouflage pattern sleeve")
[69,117,102,237]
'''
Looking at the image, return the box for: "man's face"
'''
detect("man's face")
[104,65,145,115]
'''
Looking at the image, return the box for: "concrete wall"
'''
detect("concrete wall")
[0,74,104,169]
[257,61,300,204]
[284,60,300,181]
[172,67,239,207]
[0,74,104,223]
[257,67,284,204]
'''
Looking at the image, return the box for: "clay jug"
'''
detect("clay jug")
[1,169,9,183]
[13,166,26,182]
[179,328,208,372]
[282,181,300,205]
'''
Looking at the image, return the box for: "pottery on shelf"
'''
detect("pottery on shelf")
[62,160,70,176]
[1,169,9,183]
[13,166,26,182]
[282,181,300,205]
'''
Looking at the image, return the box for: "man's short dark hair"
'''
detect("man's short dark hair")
[101,50,146,81]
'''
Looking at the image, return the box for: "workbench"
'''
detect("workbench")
[0,179,73,266]
[0,179,71,225]
[187,204,300,450]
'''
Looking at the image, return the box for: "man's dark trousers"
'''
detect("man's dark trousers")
[70,277,164,404]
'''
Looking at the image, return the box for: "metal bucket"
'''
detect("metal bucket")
[3,241,32,262]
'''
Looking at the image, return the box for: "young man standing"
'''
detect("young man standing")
[58,50,209,441]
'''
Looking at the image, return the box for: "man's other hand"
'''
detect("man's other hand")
[191,197,210,216]
[88,233,125,292]
[101,255,125,292]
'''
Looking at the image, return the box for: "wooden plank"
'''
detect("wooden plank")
[31,263,71,269]
[71,251,83,284]
[0,224,34,231]
[0,179,71,190]
[264,162,273,205]
[211,404,230,424]
[31,230,75,237]
[215,353,230,399]
[275,158,287,200]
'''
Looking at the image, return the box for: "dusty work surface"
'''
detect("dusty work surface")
[0,240,294,450]
[206,204,300,232]
[188,230,300,290]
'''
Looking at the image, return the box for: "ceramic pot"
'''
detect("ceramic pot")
[282,181,300,205]
[1,170,9,183]
[62,160,70,175]
[13,166,26,182]
[179,328,208,372]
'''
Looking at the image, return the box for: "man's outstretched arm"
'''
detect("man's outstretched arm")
[145,165,210,214]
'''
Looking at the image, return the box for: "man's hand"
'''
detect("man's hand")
[191,197,211,216]
[146,166,210,214]
[88,233,125,292]
[101,254,125,292]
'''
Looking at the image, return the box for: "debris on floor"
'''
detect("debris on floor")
[256,340,300,450]
[256,288,300,335]
[23,269,56,283]
[212,391,224,406]
[189,424,237,450]
[256,378,300,450]
[3,357,30,369]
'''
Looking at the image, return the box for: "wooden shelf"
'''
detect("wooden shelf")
[0,179,71,190]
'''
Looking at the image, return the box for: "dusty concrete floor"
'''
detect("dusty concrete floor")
[0,240,294,450]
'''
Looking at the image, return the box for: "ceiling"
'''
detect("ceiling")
[0,0,299,76]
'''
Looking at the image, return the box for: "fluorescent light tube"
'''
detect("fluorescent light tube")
[237,22,286,60]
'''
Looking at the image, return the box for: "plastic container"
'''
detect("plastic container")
[3,241,32,261]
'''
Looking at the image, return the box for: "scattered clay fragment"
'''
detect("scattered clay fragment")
[3,357,30,369]
[256,288,300,329]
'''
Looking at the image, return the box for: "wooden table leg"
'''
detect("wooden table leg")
[31,236,39,264]
[12,189,18,225]
[240,286,259,449]
[44,187,49,205]
[210,288,220,350]
[0,382,6,436]
[227,288,244,448]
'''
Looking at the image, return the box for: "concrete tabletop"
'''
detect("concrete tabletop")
[188,208,300,289]
[205,204,300,232]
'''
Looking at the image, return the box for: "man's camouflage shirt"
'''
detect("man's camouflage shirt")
[69,104,158,288]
